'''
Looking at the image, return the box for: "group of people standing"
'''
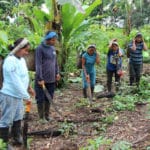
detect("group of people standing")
[81,32,147,98]
[0,31,148,149]
[0,31,60,149]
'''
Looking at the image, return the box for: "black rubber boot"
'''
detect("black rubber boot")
[0,127,14,150]
[37,102,44,119]
[11,120,23,145]
[91,87,94,97]
[130,76,135,86]
[44,100,50,121]
[83,88,87,98]
[107,82,112,93]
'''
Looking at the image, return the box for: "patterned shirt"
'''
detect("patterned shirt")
[107,49,122,71]
[128,42,144,64]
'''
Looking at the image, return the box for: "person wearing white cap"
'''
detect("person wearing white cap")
[0,38,34,149]
[82,44,100,98]
[127,32,148,86]
[106,39,123,92]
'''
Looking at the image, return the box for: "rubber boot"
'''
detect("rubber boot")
[107,82,111,93]
[91,87,94,98]
[83,88,87,98]
[130,76,135,86]
[37,102,44,119]
[44,100,51,121]
[11,120,23,145]
[0,127,14,150]
[37,102,47,123]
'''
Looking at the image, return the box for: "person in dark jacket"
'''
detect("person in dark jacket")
[35,31,60,122]
[106,40,123,92]
[128,33,147,86]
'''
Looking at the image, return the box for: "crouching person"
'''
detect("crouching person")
[0,38,34,149]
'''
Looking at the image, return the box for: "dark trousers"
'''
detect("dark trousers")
[129,63,142,86]
[35,82,55,104]
[107,70,120,92]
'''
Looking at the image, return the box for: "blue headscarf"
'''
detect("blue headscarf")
[45,31,58,40]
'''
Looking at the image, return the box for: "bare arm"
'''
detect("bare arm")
[143,42,148,50]
[96,52,100,64]
[82,57,90,82]
[131,39,136,51]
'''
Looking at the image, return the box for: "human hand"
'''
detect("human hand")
[25,99,32,113]
[38,80,45,86]
[86,74,90,83]
[28,87,35,98]
[133,38,136,43]
[56,74,61,81]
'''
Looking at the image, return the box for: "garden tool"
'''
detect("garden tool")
[42,84,62,117]
[27,128,61,137]
[23,101,31,149]
[11,120,23,145]
[87,82,92,104]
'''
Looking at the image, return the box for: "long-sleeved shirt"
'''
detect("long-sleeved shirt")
[107,49,122,71]
[0,55,30,99]
[35,42,59,83]
[128,41,144,64]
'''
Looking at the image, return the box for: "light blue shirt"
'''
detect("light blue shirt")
[82,52,97,74]
[0,55,30,99]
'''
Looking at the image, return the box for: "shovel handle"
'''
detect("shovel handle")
[42,84,46,89]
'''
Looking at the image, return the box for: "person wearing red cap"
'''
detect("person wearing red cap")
[127,32,147,86]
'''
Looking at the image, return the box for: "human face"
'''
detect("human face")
[15,45,30,57]
[46,37,57,46]
[87,47,96,55]
[111,44,118,51]
[135,36,143,43]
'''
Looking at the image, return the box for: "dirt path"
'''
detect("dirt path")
[17,80,150,150]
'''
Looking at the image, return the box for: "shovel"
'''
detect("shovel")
[87,82,92,105]
[23,101,31,149]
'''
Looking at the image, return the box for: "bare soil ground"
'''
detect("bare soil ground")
[15,64,150,150]
[22,87,150,149]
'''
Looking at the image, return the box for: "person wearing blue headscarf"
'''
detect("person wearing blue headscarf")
[35,31,60,123]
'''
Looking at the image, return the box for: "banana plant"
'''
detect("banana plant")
[60,0,102,70]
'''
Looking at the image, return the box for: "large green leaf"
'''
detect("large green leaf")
[62,4,76,40]
[44,0,54,20]
[0,0,10,4]
[57,0,85,13]
[73,0,102,29]
[62,0,102,42]
[0,31,8,43]
[33,7,49,23]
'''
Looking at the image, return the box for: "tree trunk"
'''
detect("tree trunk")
[24,51,35,71]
